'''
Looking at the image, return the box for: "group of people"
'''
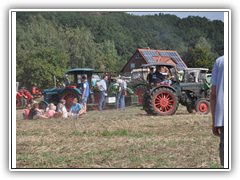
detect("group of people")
[23,97,87,120]
[23,99,67,120]
[22,74,127,120]
[96,75,126,111]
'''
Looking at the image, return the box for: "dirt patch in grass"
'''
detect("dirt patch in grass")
[15,105,222,168]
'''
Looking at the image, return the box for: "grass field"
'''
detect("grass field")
[15,104,223,169]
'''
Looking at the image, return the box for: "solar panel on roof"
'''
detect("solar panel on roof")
[142,50,187,70]
[145,56,156,64]
[158,51,187,70]
[141,50,159,57]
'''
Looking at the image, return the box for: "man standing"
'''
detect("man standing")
[210,55,224,166]
[96,75,108,111]
[80,75,89,114]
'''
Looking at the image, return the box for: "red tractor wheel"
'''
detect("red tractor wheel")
[154,92,175,113]
[60,90,81,111]
[146,87,178,116]
[195,99,210,115]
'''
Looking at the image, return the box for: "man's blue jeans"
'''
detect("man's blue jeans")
[121,95,125,110]
[116,92,125,110]
[116,92,122,109]
[98,91,105,110]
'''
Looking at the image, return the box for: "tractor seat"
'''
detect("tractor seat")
[65,84,77,89]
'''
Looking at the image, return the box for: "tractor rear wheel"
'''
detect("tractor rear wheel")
[60,90,81,111]
[134,85,146,104]
[145,87,178,116]
[20,97,27,107]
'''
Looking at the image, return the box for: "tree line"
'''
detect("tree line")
[16,12,224,90]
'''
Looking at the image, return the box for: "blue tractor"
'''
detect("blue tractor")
[41,68,98,111]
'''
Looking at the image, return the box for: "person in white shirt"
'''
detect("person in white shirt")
[96,75,108,111]
[210,55,224,166]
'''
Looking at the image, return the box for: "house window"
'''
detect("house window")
[135,53,142,59]
[130,63,135,69]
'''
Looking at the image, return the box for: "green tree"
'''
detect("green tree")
[16,48,69,89]
[99,40,121,72]
[186,45,214,70]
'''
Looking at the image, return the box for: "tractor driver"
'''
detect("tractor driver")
[152,65,174,85]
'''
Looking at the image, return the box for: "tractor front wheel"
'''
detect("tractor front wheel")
[195,99,210,115]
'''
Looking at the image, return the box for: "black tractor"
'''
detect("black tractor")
[142,63,211,116]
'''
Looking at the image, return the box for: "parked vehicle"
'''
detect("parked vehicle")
[16,82,34,108]
[31,87,43,98]
[142,63,211,116]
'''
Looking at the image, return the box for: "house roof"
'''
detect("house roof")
[139,49,187,71]
[120,49,187,72]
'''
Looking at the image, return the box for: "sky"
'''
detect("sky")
[127,11,224,22]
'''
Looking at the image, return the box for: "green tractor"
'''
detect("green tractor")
[180,68,212,101]
[142,63,211,116]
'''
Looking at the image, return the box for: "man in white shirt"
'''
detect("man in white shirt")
[96,75,108,111]
[210,55,224,166]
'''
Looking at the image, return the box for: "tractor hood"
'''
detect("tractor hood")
[43,88,64,95]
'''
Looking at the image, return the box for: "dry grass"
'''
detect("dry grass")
[15,105,223,168]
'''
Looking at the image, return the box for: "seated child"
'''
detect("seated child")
[54,103,68,118]
[68,98,84,117]
[47,103,56,118]
[39,104,48,117]
[56,99,66,111]
[28,103,48,120]
[23,104,32,120]
[54,103,63,118]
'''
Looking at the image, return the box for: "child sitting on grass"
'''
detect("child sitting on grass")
[28,103,48,120]
[47,103,56,118]
[56,99,66,111]
[68,98,84,117]
[54,103,68,118]
[23,104,32,120]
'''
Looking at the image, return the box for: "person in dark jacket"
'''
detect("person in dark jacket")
[152,65,174,84]
[147,68,154,84]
